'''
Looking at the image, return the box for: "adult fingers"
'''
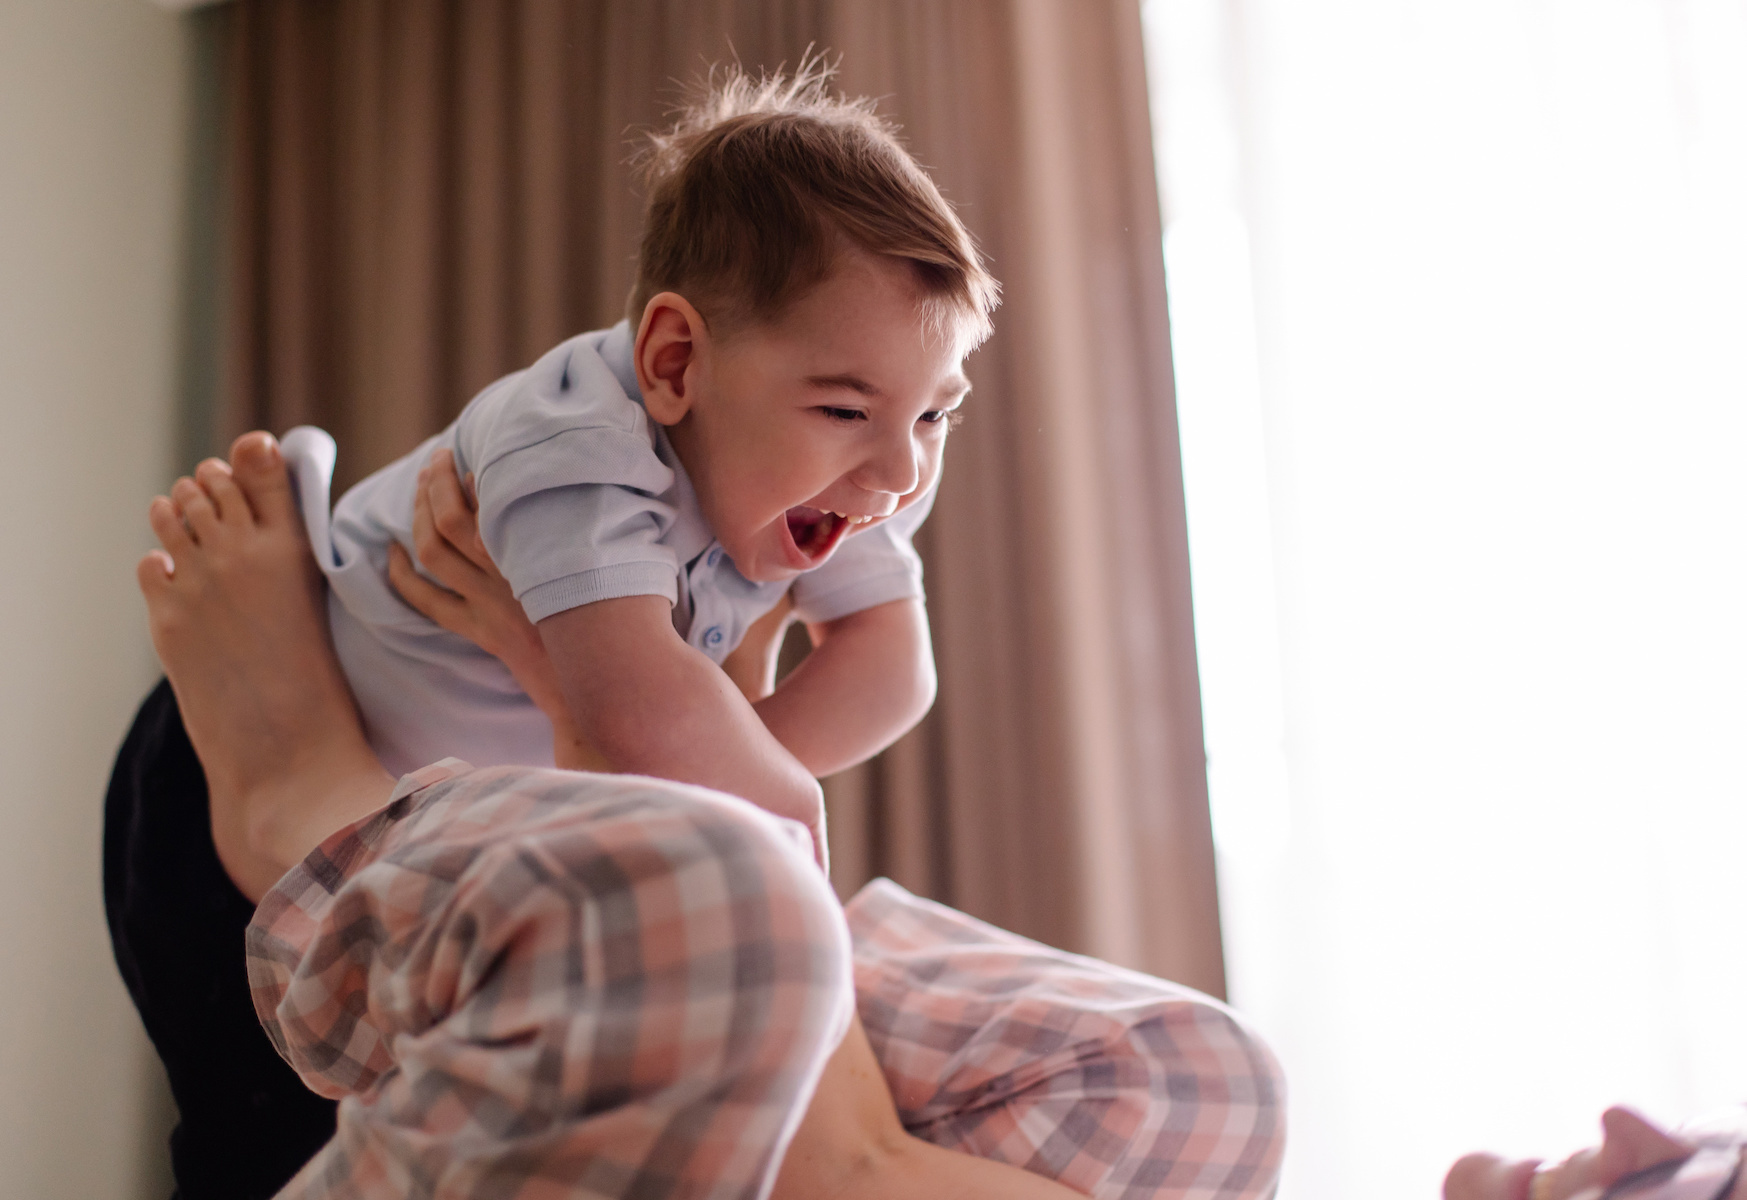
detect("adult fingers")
[410,470,497,600]
[387,541,473,636]
[425,449,496,575]
[1443,1154,1540,1200]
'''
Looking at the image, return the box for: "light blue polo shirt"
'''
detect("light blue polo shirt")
[283,321,932,777]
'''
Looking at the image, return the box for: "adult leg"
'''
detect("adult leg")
[139,433,393,900]
[105,431,395,1199]
[104,687,337,1198]
[249,760,854,1199]
[846,880,1287,1200]
[125,434,855,1199]
[771,1004,1090,1200]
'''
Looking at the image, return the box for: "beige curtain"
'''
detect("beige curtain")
[220,0,1224,996]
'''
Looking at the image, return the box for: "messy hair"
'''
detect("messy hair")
[628,56,999,346]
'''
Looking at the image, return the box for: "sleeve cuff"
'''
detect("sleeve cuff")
[789,567,924,625]
[520,561,678,623]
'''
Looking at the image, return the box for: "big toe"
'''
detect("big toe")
[230,432,298,528]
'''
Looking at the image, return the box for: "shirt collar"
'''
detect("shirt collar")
[653,424,714,567]
[598,318,716,568]
[599,319,641,403]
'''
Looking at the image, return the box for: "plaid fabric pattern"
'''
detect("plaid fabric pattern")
[248,760,851,1200]
[249,760,1286,1200]
[846,880,1285,1200]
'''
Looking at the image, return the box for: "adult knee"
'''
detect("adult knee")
[1116,993,1288,1200]
[454,773,857,1059]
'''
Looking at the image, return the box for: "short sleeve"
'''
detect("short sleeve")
[488,474,680,624]
[457,335,685,624]
[788,479,936,624]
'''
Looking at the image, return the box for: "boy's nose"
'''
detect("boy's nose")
[853,433,922,499]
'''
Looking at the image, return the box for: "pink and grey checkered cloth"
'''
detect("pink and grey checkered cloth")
[247,760,1285,1199]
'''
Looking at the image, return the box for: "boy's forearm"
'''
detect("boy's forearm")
[539,597,825,850]
[753,598,936,778]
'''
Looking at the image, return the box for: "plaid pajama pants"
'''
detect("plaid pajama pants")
[248,760,1284,1200]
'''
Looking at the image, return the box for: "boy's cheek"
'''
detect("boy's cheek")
[912,447,947,498]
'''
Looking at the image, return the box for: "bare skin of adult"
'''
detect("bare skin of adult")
[140,431,1083,1200]
[1444,1106,1747,1200]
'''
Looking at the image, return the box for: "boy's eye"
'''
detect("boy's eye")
[819,406,867,423]
[919,409,966,430]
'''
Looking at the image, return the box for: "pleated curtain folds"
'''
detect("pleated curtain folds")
[217,0,1225,996]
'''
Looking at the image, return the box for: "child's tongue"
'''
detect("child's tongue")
[785,505,843,559]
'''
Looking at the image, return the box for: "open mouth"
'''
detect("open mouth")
[783,505,864,564]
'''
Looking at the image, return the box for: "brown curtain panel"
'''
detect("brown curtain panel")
[218,0,1224,996]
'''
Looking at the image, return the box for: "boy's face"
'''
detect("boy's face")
[638,250,972,584]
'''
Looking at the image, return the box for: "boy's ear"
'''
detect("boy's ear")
[633,293,708,426]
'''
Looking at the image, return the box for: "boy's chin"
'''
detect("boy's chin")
[736,558,807,584]
[718,541,795,584]
[730,525,842,582]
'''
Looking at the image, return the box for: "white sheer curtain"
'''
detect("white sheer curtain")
[1141,3,1747,1198]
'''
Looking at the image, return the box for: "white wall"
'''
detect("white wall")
[0,1,189,1195]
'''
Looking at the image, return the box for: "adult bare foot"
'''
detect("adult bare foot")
[139,431,393,901]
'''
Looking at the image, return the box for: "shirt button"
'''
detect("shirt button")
[703,625,724,647]
[706,547,722,567]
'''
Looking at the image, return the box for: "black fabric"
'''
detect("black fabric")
[104,679,335,1200]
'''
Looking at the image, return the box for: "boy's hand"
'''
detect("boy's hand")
[387,449,608,771]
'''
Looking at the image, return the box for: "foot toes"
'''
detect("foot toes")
[136,548,175,594]
[170,476,220,541]
[229,431,298,529]
[148,495,195,555]
[195,457,250,526]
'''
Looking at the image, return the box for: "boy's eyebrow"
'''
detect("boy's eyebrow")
[804,373,885,397]
[804,373,974,401]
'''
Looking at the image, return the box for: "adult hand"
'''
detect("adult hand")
[386,448,608,771]
[1445,1107,1747,1200]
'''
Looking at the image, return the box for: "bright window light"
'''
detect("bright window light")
[1142,1,1747,1197]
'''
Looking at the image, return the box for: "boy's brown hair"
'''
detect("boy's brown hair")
[629,58,999,345]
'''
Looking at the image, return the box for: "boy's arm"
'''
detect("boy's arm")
[538,598,826,848]
[751,598,936,779]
